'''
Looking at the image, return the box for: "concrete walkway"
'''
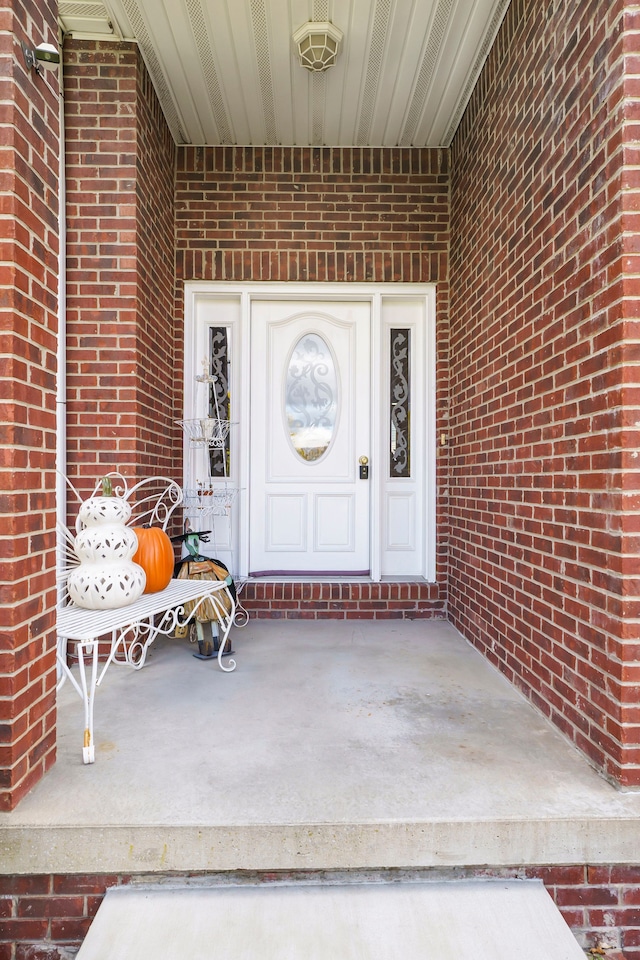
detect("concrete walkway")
[76,881,586,960]
[2,619,640,874]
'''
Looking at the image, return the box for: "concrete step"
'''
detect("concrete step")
[76,879,585,959]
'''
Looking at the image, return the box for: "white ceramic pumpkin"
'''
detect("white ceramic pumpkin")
[77,495,132,529]
[67,477,146,610]
[74,524,139,563]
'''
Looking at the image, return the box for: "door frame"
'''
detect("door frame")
[184,281,437,582]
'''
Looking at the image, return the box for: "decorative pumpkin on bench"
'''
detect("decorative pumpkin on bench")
[132,524,175,593]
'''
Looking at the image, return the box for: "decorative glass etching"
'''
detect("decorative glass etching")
[390,328,410,477]
[208,327,231,477]
[286,333,338,462]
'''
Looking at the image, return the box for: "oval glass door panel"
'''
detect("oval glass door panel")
[285,332,339,462]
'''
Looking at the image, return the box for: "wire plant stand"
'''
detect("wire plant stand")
[176,364,249,628]
[175,415,233,449]
[182,483,240,518]
[176,366,240,520]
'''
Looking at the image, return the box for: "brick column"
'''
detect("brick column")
[618,2,640,785]
[64,40,177,498]
[0,4,60,809]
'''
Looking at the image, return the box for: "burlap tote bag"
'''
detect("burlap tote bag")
[176,558,235,622]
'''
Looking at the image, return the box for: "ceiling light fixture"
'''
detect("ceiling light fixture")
[292,21,343,72]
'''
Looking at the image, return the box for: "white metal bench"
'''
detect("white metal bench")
[56,475,236,763]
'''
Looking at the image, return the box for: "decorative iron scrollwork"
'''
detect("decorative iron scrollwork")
[209,327,231,476]
[390,329,410,477]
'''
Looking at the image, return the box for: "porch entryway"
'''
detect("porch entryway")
[183,282,436,583]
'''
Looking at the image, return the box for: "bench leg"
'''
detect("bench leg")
[217,595,237,673]
[77,640,98,764]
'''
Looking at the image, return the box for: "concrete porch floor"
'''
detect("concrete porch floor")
[2,619,640,875]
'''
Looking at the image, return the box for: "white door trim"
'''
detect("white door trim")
[184,281,437,582]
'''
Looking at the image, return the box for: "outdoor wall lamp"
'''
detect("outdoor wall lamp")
[22,40,60,76]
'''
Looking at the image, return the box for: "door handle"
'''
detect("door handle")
[359,456,369,480]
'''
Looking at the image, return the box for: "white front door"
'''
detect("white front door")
[249,300,371,575]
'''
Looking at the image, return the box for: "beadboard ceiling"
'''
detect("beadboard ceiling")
[58,0,509,147]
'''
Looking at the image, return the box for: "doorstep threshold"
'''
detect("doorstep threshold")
[246,575,430,583]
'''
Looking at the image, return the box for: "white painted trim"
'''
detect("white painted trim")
[239,291,251,576]
[425,284,437,582]
[56,87,67,609]
[370,293,382,582]
[185,281,435,300]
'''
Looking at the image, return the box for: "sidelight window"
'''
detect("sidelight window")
[390,328,410,478]
[208,326,231,477]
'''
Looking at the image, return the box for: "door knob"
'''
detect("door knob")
[359,456,369,465]
[358,456,369,479]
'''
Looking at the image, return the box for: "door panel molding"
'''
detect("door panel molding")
[265,495,307,551]
[314,495,355,551]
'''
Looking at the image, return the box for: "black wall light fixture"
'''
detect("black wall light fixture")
[22,40,60,77]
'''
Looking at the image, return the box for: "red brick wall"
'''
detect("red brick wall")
[618,2,640,782]
[64,40,177,498]
[175,146,448,285]
[242,581,444,619]
[2,866,639,958]
[448,0,639,785]
[133,54,178,480]
[0,3,60,810]
[175,146,450,612]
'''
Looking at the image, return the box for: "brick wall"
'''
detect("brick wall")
[64,39,177,498]
[2,866,640,958]
[175,146,448,285]
[241,581,444,620]
[132,52,178,480]
[175,145,450,613]
[448,0,640,785]
[0,3,60,810]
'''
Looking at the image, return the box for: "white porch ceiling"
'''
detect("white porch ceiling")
[58,0,510,147]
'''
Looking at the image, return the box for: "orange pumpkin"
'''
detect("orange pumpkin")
[132,525,175,593]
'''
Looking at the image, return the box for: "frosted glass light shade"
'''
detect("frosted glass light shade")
[292,21,343,72]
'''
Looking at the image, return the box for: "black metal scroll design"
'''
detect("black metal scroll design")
[287,335,336,462]
[390,329,410,477]
[209,327,230,477]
